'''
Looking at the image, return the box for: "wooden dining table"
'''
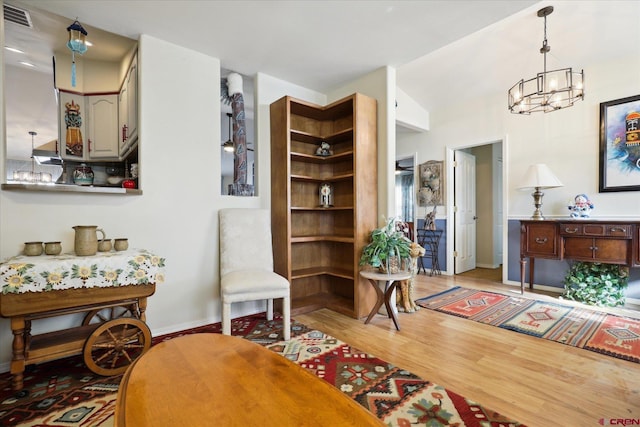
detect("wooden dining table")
[115,333,384,426]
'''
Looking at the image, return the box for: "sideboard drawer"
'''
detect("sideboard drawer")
[559,223,632,238]
[521,222,560,258]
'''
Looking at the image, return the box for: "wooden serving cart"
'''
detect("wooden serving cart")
[0,250,164,393]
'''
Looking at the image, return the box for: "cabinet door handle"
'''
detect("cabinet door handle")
[589,246,599,251]
[535,237,548,244]
[564,227,578,234]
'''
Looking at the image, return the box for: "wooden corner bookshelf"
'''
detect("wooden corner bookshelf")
[270,93,378,318]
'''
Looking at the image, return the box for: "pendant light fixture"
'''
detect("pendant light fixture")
[507,6,584,114]
[222,113,234,152]
[66,18,89,87]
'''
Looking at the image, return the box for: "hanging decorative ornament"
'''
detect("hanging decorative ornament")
[66,19,88,87]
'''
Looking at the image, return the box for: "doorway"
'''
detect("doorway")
[395,154,416,238]
[451,141,503,280]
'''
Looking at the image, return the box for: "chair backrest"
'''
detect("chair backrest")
[219,208,274,277]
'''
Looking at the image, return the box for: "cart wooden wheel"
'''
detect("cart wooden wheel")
[83,318,151,376]
[82,304,137,325]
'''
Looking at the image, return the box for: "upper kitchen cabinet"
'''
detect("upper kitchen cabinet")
[57,48,138,163]
[3,2,139,193]
[60,91,119,160]
[119,53,138,157]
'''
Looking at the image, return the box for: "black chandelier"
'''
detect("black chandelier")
[508,6,584,114]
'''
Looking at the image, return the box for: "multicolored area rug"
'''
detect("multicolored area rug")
[416,286,640,364]
[0,313,525,427]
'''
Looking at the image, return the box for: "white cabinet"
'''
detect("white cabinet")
[119,54,138,157]
[86,95,119,159]
[59,91,119,160]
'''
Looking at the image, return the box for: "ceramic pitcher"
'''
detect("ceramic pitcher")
[73,225,106,256]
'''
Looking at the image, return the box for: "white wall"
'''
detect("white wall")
[254,72,327,208]
[0,36,334,370]
[328,66,395,223]
[396,52,640,280]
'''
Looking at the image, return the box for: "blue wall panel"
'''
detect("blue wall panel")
[415,219,447,272]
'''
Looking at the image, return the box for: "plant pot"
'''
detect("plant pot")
[379,256,400,274]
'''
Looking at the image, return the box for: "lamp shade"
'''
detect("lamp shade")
[518,164,563,189]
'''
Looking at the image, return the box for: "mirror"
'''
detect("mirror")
[220,69,255,196]
[4,2,137,189]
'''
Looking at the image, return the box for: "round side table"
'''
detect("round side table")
[359,269,412,330]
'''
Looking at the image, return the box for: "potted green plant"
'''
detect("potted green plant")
[563,261,628,307]
[359,218,412,273]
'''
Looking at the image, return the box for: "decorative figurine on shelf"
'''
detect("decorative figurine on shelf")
[315,141,333,157]
[424,204,437,230]
[319,182,333,208]
[568,193,594,218]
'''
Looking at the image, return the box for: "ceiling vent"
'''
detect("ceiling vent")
[3,4,32,28]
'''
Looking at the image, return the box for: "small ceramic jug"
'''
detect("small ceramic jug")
[98,239,112,252]
[44,241,62,255]
[24,242,43,256]
[114,238,129,251]
[73,225,106,256]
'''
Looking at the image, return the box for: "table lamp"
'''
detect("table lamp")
[518,164,563,220]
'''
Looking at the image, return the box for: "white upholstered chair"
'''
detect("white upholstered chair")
[218,208,291,340]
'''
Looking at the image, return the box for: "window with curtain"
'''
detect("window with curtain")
[395,173,414,222]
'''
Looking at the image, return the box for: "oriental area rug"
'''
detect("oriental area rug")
[0,313,525,427]
[416,286,640,364]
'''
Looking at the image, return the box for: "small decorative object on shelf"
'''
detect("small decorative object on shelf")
[568,193,594,218]
[98,239,112,252]
[73,163,94,186]
[44,241,62,255]
[319,182,333,208]
[424,204,437,230]
[114,238,129,251]
[315,141,333,157]
[73,225,106,256]
[24,242,43,256]
[122,179,136,189]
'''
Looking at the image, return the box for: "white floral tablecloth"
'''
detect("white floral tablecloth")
[1,249,166,294]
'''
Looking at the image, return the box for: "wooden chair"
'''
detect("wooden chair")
[218,208,291,340]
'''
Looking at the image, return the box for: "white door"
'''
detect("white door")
[454,150,476,273]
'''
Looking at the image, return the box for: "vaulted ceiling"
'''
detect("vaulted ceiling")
[5,0,639,159]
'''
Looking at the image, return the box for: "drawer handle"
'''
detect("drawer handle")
[535,237,548,244]
[564,227,579,234]
[610,227,625,232]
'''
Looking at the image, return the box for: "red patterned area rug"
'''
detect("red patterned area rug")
[416,286,640,364]
[0,313,524,427]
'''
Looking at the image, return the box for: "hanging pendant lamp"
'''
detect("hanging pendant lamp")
[66,19,88,87]
[222,113,234,152]
[507,6,584,114]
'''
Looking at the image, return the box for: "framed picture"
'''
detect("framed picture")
[599,94,640,192]
[418,160,444,206]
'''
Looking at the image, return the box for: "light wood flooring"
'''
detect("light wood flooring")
[295,273,640,427]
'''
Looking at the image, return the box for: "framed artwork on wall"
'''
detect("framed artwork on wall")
[599,94,640,192]
[418,160,444,206]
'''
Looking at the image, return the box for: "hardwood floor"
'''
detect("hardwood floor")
[295,273,640,427]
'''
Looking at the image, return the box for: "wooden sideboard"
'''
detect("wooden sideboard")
[519,220,640,293]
